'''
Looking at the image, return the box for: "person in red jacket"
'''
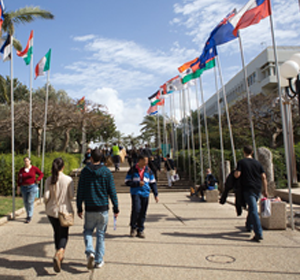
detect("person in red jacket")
[17,157,44,223]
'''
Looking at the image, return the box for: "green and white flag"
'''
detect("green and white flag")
[16,30,33,65]
[35,49,51,79]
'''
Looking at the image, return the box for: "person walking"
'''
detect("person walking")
[234,145,268,242]
[44,158,74,273]
[111,142,120,172]
[164,154,175,188]
[125,155,159,238]
[17,157,44,223]
[77,148,119,270]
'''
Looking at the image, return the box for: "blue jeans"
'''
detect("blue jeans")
[130,195,149,233]
[84,211,108,264]
[243,190,263,239]
[21,184,38,219]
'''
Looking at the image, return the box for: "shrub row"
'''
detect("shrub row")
[0,153,81,196]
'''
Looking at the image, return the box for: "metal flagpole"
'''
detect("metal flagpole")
[28,35,33,158]
[269,14,294,230]
[183,88,191,181]
[180,90,186,172]
[162,103,168,156]
[214,66,226,185]
[238,33,257,159]
[216,56,237,167]
[172,93,179,164]
[195,81,204,183]
[187,87,197,183]
[169,95,175,158]
[157,107,161,150]
[11,36,16,219]
[40,70,50,200]
[199,77,211,170]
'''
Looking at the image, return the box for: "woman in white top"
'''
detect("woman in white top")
[44,158,74,273]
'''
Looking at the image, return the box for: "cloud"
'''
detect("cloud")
[72,34,97,42]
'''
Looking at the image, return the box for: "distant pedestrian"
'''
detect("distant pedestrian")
[111,142,121,172]
[164,154,175,188]
[83,152,92,166]
[44,158,74,273]
[77,148,119,269]
[132,147,138,165]
[143,144,152,158]
[125,155,159,238]
[234,145,268,242]
[149,156,159,181]
[17,157,44,223]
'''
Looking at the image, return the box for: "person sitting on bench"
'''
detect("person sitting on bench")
[194,168,218,201]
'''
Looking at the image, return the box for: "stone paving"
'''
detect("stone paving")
[0,192,300,280]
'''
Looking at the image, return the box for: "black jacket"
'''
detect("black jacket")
[219,170,246,216]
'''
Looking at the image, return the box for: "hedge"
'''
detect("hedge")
[0,153,81,196]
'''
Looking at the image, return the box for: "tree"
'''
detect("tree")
[2,6,54,50]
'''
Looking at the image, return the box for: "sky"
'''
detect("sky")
[5,0,300,137]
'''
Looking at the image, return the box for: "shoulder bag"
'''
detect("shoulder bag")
[166,159,176,176]
[54,183,74,227]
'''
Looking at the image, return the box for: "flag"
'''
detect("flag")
[17,30,33,65]
[147,105,158,115]
[0,0,4,31]
[205,10,238,47]
[229,0,271,36]
[77,96,85,112]
[35,49,51,79]
[181,46,217,84]
[148,90,162,106]
[178,57,198,73]
[0,34,11,62]
[161,75,182,95]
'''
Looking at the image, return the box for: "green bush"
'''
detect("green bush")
[0,153,81,196]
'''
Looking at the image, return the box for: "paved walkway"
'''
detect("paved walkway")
[0,192,300,280]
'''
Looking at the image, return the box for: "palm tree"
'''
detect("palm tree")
[2,6,54,50]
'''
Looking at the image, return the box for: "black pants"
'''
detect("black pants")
[195,184,207,197]
[130,195,149,233]
[48,216,69,250]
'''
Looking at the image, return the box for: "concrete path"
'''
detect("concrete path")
[0,192,300,280]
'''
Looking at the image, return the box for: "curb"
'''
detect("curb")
[0,198,44,226]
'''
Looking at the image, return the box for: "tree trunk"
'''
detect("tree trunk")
[37,128,43,157]
[61,128,71,152]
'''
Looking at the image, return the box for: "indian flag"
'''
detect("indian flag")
[17,30,33,65]
[35,49,51,79]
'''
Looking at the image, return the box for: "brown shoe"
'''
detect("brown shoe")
[53,249,64,273]
[137,231,145,238]
[130,228,137,237]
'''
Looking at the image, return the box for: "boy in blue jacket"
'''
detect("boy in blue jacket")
[125,155,159,238]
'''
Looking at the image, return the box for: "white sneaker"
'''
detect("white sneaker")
[95,260,104,268]
[87,253,95,270]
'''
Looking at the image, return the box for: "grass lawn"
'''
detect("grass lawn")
[0,196,24,218]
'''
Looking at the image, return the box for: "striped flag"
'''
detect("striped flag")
[0,0,4,31]
[35,49,51,79]
[147,105,158,115]
[17,30,33,65]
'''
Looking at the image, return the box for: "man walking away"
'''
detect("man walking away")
[234,145,268,242]
[125,155,159,238]
[111,143,120,172]
[164,154,175,188]
[77,148,119,269]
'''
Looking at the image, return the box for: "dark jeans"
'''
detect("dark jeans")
[130,195,149,233]
[243,190,263,239]
[48,216,69,250]
[113,155,120,170]
[195,184,207,197]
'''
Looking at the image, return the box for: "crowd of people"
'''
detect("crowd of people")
[15,143,268,273]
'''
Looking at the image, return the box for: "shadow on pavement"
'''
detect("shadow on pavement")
[0,258,87,277]
[0,276,25,280]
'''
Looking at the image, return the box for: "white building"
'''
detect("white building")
[202,46,300,117]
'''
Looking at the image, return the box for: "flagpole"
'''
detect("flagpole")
[216,56,237,167]
[40,70,50,201]
[238,32,257,160]
[28,36,33,158]
[172,93,179,164]
[187,87,197,183]
[169,95,175,158]
[162,104,167,156]
[157,107,161,150]
[195,81,204,184]
[183,88,191,181]
[269,13,294,230]
[199,77,211,170]
[180,90,186,173]
[214,66,225,185]
[11,36,15,219]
